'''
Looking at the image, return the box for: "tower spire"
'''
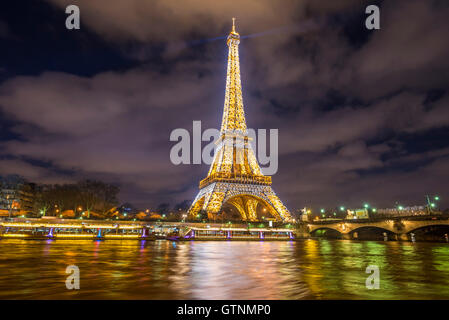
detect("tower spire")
[222,18,245,134]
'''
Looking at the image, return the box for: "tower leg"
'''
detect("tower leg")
[188,182,292,222]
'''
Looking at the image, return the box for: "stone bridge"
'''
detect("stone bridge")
[307,217,449,240]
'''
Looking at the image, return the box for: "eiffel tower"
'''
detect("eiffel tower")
[188,19,292,222]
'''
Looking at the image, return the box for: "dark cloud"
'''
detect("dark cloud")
[0,0,448,210]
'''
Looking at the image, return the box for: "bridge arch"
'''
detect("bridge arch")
[310,227,342,238]
[402,220,449,234]
[308,224,341,234]
[405,224,449,242]
[407,224,449,233]
[349,226,396,240]
[220,193,281,221]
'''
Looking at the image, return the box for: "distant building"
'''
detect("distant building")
[299,207,311,221]
[0,175,37,216]
[377,206,428,216]
[346,208,369,220]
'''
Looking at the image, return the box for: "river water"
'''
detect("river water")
[0,239,448,299]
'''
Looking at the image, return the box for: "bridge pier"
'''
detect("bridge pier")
[397,233,409,241]
[341,233,352,240]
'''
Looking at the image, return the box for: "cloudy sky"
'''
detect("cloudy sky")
[0,0,448,211]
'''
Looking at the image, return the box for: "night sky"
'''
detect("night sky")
[0,0,448,211]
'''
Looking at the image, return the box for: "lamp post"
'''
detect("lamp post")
[426,195,440,215]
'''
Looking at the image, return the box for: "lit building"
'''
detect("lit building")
[346,208,369,220]
[377,206,428,216]
[0,175,36,216]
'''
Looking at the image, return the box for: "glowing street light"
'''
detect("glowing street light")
[364,203,369,209]
[426,195,439,214]
[320,209,325,213]
[372,208,377,212]
[339,206,345,211]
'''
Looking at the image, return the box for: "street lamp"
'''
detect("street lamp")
[364,203,369,209]
[339,206,345,211]
[320,209,325,213]
[426,195,440,214]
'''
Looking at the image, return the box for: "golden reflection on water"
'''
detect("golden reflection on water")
[0,239,449,299]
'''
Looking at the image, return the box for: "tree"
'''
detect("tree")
[34,185,53,216]
[173,200,191,220]
[156,203,170,216]
[32,180,119,219]
[174,200,191,212]
[95,183,119,217]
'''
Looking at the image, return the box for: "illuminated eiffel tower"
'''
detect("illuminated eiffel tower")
[188,19,292,222]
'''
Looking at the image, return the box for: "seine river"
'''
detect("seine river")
[1,239,449,299]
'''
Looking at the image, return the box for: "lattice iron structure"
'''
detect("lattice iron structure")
[188,19,292,222]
